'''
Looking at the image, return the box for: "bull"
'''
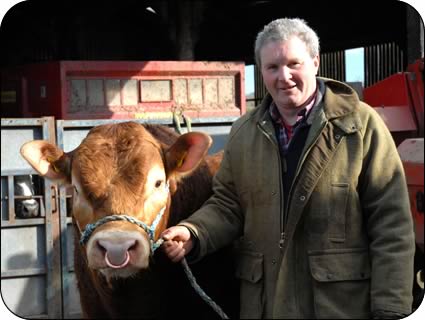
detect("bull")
[20,122,238,319]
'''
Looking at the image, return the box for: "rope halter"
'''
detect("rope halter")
[79,182,169,253]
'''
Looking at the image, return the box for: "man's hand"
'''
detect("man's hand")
[161,226,194,263]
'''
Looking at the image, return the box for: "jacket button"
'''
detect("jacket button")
[271,191,276,196]
[327,273,333,280]
[335,134,341,140]
[272,259,276,265]
[300,195,306,201]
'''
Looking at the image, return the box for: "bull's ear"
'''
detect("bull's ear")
[165,132,212,174]
[20,140,71,183]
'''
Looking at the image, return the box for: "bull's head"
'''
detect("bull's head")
[14,175,40,218]
[20,122,212,280]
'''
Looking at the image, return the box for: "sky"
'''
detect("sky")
[345,47,365,83]
[245,65,255,96]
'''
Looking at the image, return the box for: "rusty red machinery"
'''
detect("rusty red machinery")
[364,58,424,307]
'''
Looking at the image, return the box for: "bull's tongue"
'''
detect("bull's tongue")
[105,251,130,269]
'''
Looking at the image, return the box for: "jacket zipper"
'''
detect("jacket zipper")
[282,120,329,247]
[257,122,286,250]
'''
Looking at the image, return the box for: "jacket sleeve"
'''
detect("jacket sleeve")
[180,133,244,260]
[359,105,415,316]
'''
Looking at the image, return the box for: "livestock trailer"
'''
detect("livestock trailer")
[0,60,246,120]
[1,118,61,318]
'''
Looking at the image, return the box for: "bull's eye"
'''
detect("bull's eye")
[154,180,163,188]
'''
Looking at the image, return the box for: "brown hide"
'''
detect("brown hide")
[67,123,238,319]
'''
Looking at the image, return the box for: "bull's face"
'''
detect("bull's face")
[14,175,40,218]
[20,122,212,280]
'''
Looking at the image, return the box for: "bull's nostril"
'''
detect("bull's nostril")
[97,241,107,253]
[128,241,137,251]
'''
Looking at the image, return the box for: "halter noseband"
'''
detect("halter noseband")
[79,182,169,253]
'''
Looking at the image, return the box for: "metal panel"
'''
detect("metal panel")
[1,117,61,319]
[318,50,346,82]
[364,42,405,87]
[1,277,47,317]
[2,61,246,120]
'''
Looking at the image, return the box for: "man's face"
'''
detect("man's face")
[260,36,319,111]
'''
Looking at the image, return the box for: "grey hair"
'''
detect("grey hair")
[254,18,320,67]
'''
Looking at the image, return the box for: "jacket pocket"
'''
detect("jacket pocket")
[235,250,264,319]
[308,248,371,319]
[329,183,349,242]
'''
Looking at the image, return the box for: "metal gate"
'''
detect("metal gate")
[2,116,235,319]
[1,117,61,319]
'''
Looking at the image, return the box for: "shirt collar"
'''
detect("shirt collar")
[269,88,318,126]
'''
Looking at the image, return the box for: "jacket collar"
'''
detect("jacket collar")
[255,77,363,135]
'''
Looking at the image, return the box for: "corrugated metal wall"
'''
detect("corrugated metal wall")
[364,42,405,88]
[318,50,346,82]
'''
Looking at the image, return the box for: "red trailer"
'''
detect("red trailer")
[364,58,424,307]
[1,61,246,120]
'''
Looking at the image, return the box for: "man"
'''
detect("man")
[161,18,415,319]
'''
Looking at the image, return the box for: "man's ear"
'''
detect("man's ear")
[165,132,212,175]
[20,140,71,183]
[314,54,320,74]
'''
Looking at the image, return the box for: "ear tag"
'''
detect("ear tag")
[177,152,187,168]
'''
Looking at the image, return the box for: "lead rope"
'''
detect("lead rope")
[79,213,229,318]
[180,257,230,319]
[172,115,228,318]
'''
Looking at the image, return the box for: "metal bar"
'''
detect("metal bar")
[1,218,46,228]
[372,45,375,85]
[59,186,73,319]
[56,117,71,319]
[7,176,15,223]
[56,117,238,128]
[1,118,43,126]
[43,117,63,319]
[23,313,49,319]
[390,43,394,76]
[383,43,387,79]
[56,120,65,150]
[364,46,369,88]
[339,51,342,80]
[337,51,340,81]
[1,268,47,278]
[1,169,38,176]
[56,118,79,318]
[14,195,43,200]
[39,193,46,218]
